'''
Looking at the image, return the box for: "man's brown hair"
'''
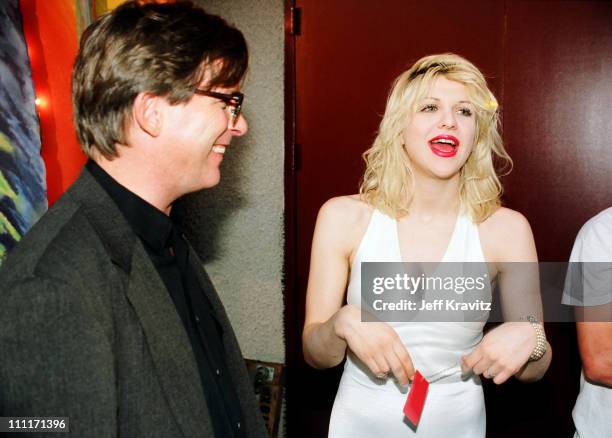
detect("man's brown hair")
[72,0,248,159]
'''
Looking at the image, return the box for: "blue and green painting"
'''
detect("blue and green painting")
[0,0,47,265]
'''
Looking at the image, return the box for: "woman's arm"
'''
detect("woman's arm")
[464,208,552,384]
[302,197,414,384]
[302,198,354,368]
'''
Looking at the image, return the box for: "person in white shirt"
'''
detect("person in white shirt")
[563,207,612,438]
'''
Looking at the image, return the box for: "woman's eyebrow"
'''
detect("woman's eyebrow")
[422,97,473,105]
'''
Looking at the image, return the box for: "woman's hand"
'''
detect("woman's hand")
[473,208,551,383]
[461,322,535,384]
[335,304,415,385]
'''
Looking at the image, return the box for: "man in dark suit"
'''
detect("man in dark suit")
[0,1,267,437]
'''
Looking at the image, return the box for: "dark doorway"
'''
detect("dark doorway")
[284,1,612,437]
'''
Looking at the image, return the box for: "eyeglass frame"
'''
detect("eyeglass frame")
[193,89,244,126]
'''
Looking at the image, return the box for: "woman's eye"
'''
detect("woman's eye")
[458,107,473,117]
[421,104,437,112]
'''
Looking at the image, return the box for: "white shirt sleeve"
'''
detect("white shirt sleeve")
[562,208,612,306]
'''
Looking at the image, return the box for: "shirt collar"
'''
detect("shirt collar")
[86,160,174,253]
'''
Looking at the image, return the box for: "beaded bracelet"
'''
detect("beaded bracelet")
[521,315,547,361]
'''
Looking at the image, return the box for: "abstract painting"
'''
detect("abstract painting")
[0,0,47,265]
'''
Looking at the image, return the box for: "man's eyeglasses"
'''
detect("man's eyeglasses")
[194,89,244,126]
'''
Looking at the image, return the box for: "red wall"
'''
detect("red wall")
[20,0,86,206]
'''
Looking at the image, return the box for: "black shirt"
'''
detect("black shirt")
[87,161,245,438]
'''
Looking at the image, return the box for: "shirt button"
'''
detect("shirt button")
[195,316,200,323]
[215,369,221,376]
[237,422,241,430]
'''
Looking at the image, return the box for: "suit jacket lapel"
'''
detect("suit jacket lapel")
[67,169,212,437]
[126,244,212,437]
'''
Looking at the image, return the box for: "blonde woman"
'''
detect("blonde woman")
[302,54,552,437]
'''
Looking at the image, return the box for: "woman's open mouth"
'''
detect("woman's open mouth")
[429,135,459,158]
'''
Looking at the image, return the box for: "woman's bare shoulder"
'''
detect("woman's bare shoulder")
[480,206,529,227]
[319,194,373,225]
[479,207,536,261]
[480,207,531,235]
[316,195,374,254]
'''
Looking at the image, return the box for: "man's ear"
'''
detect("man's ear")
[132,92,162,137]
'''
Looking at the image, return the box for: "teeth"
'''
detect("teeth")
[432,138,456,146]
[212,145,226,154]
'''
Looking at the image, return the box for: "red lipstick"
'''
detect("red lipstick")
[428,135,459,158]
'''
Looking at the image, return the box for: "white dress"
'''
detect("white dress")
[329,209,488,438]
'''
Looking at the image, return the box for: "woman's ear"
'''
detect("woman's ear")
[132,92,162,137]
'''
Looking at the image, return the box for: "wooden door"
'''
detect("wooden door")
[284,1,612,437]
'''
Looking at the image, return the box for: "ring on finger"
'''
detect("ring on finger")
[376,371,390,380]
[484,368,495,379]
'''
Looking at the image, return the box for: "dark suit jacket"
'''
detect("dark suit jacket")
[0,169,267,437]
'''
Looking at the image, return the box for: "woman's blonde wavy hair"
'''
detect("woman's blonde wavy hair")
[359,53,511,223]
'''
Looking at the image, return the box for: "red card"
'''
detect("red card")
[403,370,429,426]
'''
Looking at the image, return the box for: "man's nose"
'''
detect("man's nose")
[230,114,248,136]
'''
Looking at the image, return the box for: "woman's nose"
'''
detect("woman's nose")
[438,109,457,130]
